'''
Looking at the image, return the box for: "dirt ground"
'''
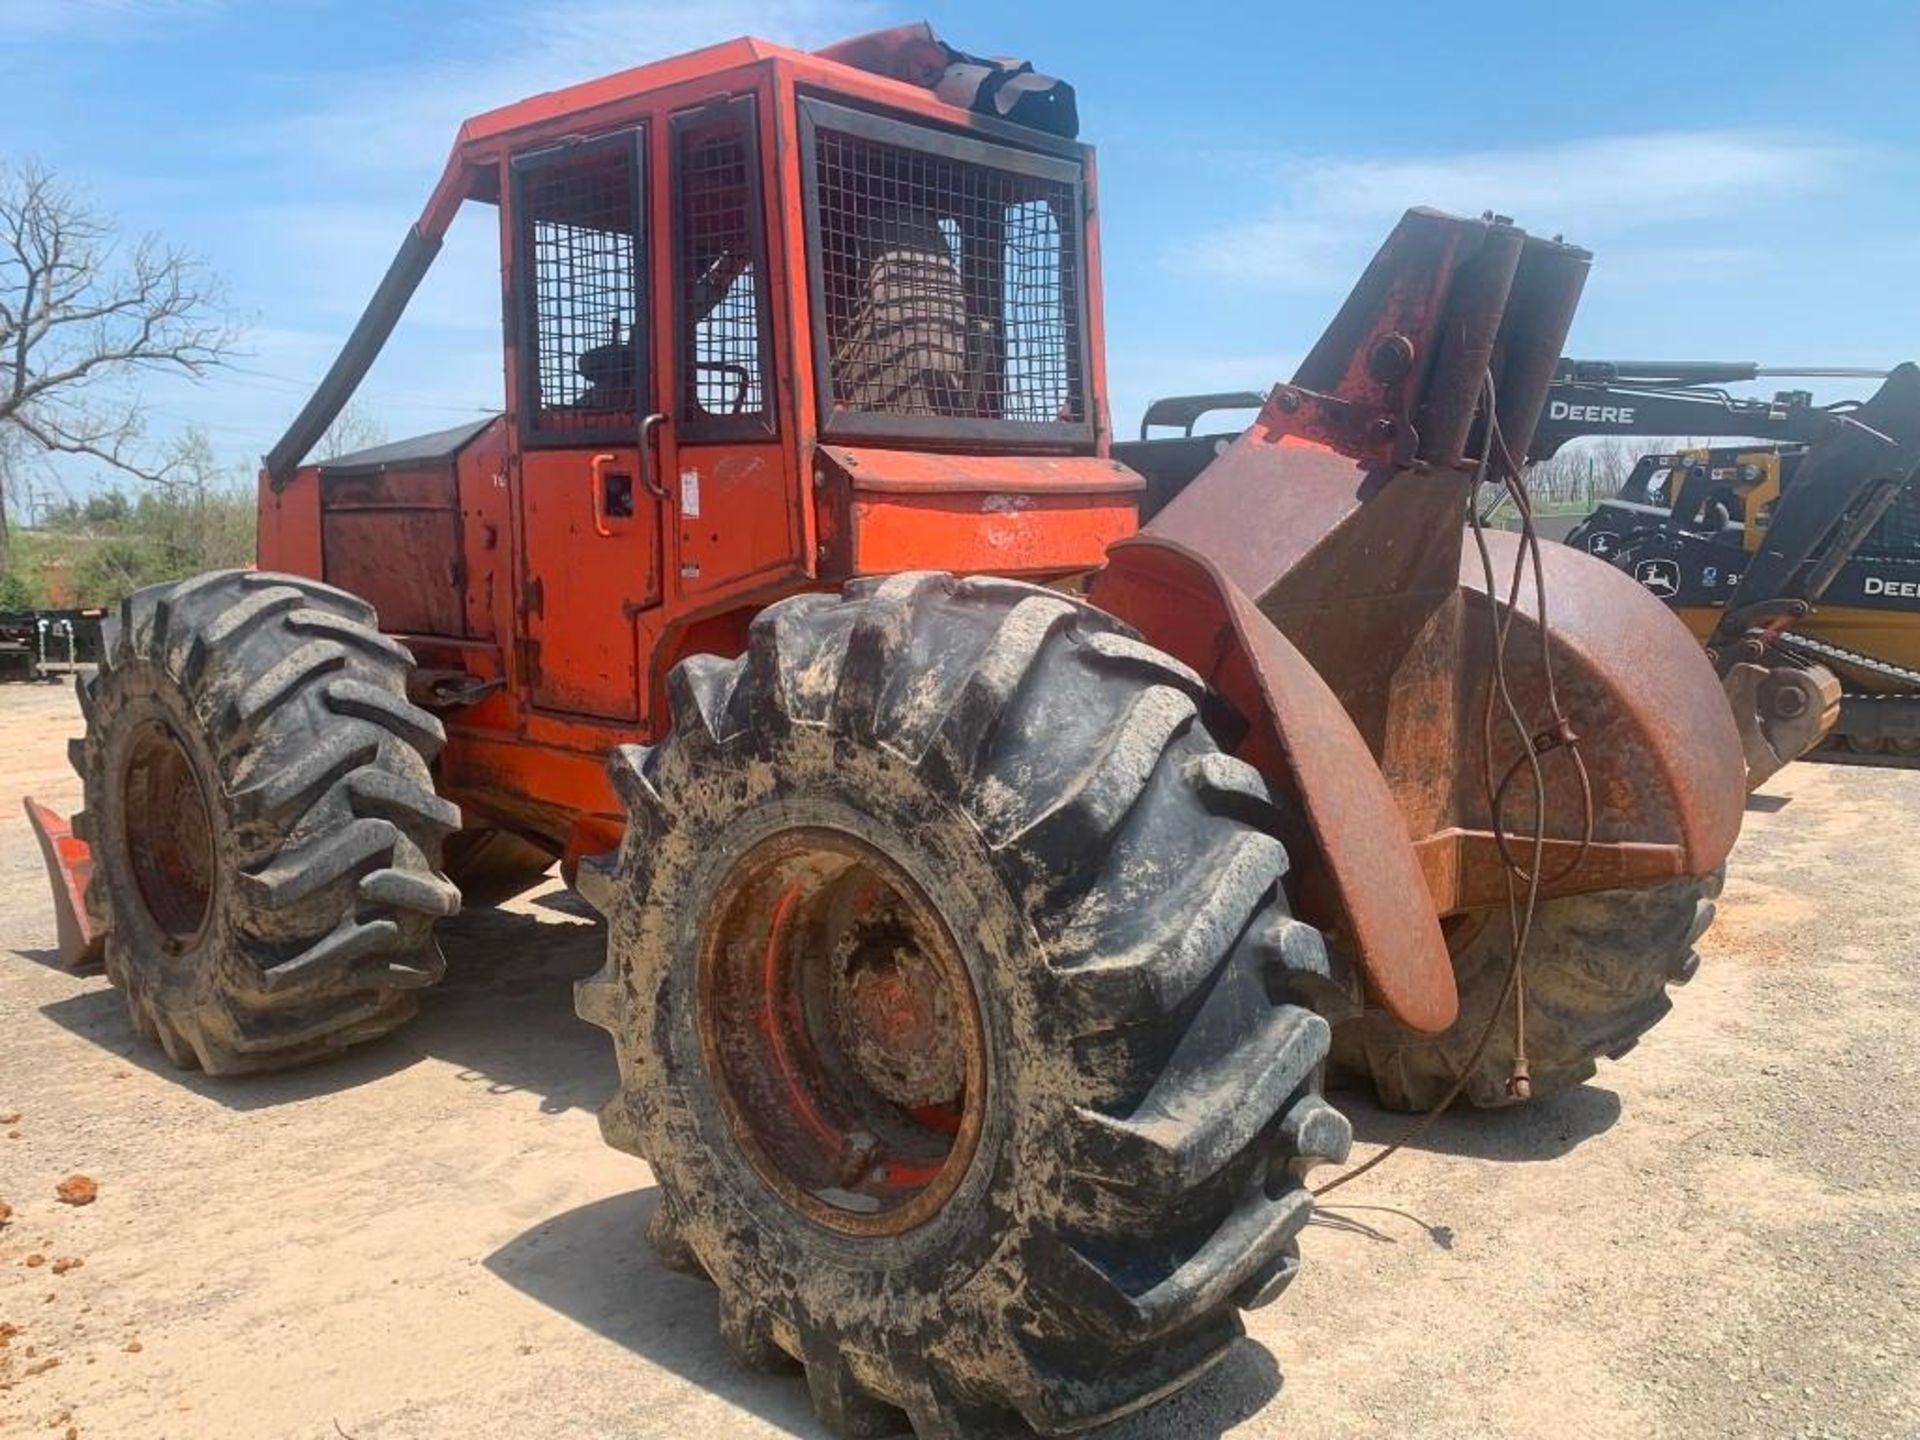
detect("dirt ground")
[0,679,1914,1440]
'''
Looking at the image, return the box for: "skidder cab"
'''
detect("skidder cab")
[30,24,1745,1439]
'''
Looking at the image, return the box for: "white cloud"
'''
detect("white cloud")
[1180,131,1851,290]
[1296,132,1841,223]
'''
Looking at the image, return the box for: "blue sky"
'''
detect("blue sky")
[5,0,1919,495]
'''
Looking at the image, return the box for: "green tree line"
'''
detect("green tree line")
[0,428,255,611]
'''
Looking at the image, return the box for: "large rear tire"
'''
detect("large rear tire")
[1329,872,1721,1112]
[71,570,460,1074]
[576,573,1354,1438]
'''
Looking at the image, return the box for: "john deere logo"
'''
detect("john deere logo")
[1548,400,1638,426]
[1634,559,1681,598]
[1586,531,1620,558]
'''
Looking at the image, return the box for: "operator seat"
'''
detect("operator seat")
[833,203,976,416]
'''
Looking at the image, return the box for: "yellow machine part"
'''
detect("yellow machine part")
[1667,442,1919,694]
[1674,604,1918,688]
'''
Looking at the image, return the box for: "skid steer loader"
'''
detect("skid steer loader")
[23,24,1745,1438]
[1554,365,1920,775]
[1128,362,1920,788]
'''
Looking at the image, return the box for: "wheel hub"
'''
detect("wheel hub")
[697,828,986,1237]
[829,918,965,1110]
[120,718,215,948]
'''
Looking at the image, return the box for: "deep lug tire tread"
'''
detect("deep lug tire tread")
[70,569,455,1075]
[1330,871,1724,1111]
[577,572,1351,1437]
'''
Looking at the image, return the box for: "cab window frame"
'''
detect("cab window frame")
[511,126,651,449]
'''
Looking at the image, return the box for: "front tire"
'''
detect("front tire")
[576,573,1353,1437]
[71,570,460,1074]
[1330,873,1720,1111]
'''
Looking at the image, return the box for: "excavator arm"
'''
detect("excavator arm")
[1565,365,1920,786]
[1124,358,1920,790]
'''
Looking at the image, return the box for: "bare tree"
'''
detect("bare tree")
[0,160,236,572]
[314,398,389,462]
[1526,437,1661,507]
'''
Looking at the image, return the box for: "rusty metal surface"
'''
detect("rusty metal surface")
[1459,531,1746,872]
[1091,540,1459,1035]
[694,827,987,1236]
[1098,209,1745,1022]
[24,799,102,970]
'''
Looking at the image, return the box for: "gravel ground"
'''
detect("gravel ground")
[0,679,1914,1439]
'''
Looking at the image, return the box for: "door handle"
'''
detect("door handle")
[589,452,617,536]
[640,412,670,502]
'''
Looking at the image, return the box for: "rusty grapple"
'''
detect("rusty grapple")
[26,26,1744,1438]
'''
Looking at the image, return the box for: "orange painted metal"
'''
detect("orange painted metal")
[251,43,1123,864]
[518,445,655,723]
[455,419,513,641]
[818,447,1141,578]
[255,467,323,578]
[25,799,103,970]
[846,491,1137,578]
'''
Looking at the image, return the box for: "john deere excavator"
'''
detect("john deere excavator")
[22,25,1746,1438]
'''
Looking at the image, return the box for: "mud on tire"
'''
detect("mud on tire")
[576,573,1353,1438]
[1330,872,1722,1112]
[70,570,460,1074]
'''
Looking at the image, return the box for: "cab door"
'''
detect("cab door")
[511,129,664,722]
[659,95,800,607]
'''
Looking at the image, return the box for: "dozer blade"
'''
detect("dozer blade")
[24,798,104,971]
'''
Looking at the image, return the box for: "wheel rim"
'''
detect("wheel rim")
[121,718,215,947]
[697,828,987,1237]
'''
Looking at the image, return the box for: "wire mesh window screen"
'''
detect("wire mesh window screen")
[1863,486,1920,558]
[676,106,770,431]
[518,138,644,440]
[810,116,1084,430]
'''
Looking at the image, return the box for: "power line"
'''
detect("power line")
[220,362,499,415]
